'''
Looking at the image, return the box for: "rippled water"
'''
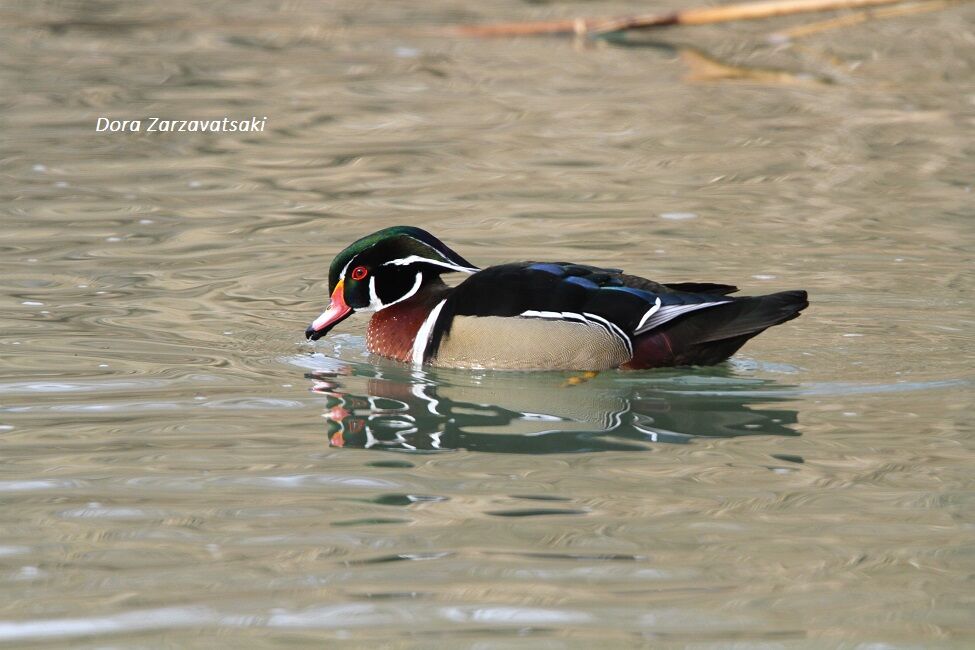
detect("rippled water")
[2,0,974,646]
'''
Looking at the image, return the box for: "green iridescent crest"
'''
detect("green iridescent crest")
[327,226,476,291]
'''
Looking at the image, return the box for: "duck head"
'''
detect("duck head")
[305,226,478,341]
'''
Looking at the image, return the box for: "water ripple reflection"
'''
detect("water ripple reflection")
[292,345,802,454]
[3,0,973,643]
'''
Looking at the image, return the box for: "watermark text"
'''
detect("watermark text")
[95,117,268,133]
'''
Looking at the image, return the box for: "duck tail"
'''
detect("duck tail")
[624,290,808,369]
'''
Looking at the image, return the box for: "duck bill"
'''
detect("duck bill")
[305,280,353,341]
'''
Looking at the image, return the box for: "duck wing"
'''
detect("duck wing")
[424,262,737,361]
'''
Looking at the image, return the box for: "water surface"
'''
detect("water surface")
[1,0,973,646]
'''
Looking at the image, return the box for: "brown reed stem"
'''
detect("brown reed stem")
[455,0,940,37]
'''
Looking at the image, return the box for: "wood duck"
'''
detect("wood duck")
[305,226,808,371]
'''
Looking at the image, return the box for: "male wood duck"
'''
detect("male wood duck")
[305,226,808,371]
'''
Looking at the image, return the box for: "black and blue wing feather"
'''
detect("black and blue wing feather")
[426,261,742,361]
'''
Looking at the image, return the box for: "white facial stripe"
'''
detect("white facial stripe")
[412,298,447,365]
[376,272,423,311]
[636,297,662,332]
[382,255,478,274]
[403,235,479,271]
[634,301,730,334]
[338,258,353,282]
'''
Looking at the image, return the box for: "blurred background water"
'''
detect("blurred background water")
[1,0,973,646]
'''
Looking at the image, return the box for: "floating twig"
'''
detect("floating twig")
[768,0,956,39]
[456,0,946,37]
[678,46,832,83]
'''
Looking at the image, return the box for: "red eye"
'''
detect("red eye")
[350,266,368,281]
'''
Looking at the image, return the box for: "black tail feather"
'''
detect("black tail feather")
[627,290,808,368]
[663,282,739,296]
[690,290,808,344]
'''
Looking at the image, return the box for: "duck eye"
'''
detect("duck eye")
[350,266,368,281]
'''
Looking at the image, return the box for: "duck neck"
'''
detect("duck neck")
[366,280,451,363]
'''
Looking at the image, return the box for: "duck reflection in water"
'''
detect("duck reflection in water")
[305,355,800,454]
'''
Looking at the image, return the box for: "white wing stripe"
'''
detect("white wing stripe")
[634,301,730,334]
[636,297,662,331]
